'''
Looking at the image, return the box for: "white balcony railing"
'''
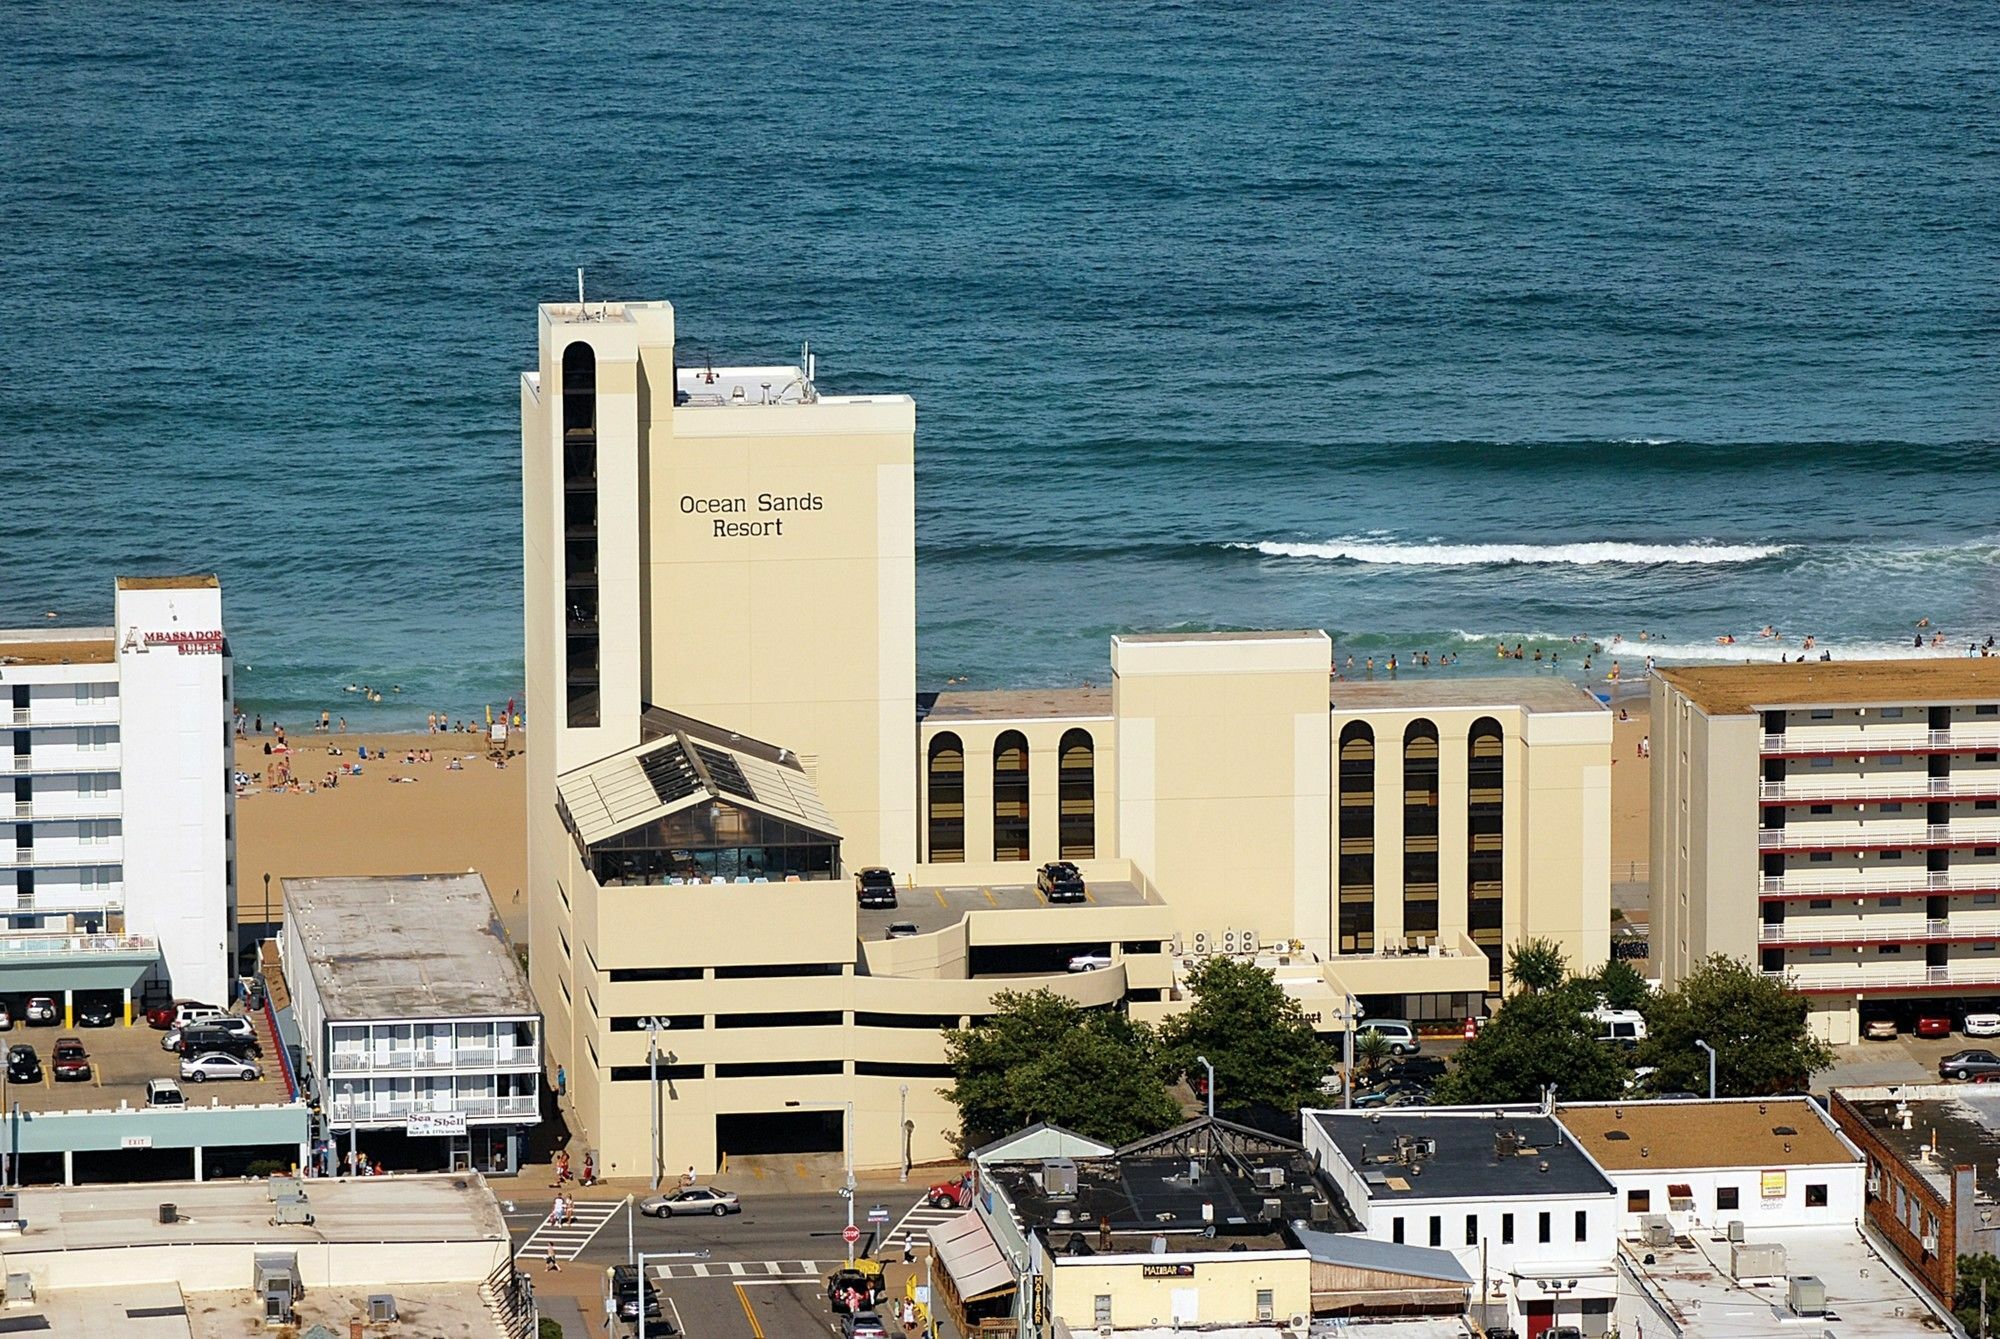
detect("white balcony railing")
[0,932,155,962]
[1763,726,2000,755]
[9,803,122,823]
[1757,822,2000,851]
[329,1094,539,1123]
[1761,777,2000,802]
[8,707,120,730]
[1765,961,2000,992]
[1759,919,1941,944]
[0,847,122,870]
[325,1047,539,1074]
[1761,870,2000,896]
[0,752,122,776]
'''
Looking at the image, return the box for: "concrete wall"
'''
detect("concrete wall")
[1605,1163,1863,1233]
[1047,1251,1312,1331]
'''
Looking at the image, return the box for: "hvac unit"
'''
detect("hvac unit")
[1726,1220,1745,1243]
[1192,932,1210,956]
[1253,1166,1286,1191]
[1287,1315,1309,1332]
[1639,1215,1674,1248]
[367,1295,398,1323]
[1923,1233,1941,1254]
[1730,1242,1787,1280]
[1788,1275,1827,1317]
[254,1253,301,1326]
[1043,1159,1078,1198]
[1236,928,1260,954]
[1222,930,1240,954]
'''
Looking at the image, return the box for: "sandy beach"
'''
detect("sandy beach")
[232,730,528,945]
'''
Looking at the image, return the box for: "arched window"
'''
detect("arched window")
[562,341,600,727]
[1402,720,1440,939]
[1468,718,1505,993]
[927,734,965,863]
[1058,729,1095,860]
[1338,722,1376,953]
[993,731,1030,861]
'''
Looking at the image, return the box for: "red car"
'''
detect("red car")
[1917,1016,1954,1039]
[927,1177,973,1210]
[50,1037,90,1082]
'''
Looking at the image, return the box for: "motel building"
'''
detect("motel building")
[522,297,1613,1179]
[1652,660,2000,1042]
[0,576,235,1021]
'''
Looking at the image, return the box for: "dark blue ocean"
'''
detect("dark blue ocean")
[5,2,1998,726]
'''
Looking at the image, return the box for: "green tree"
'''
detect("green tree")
[1158,958,1336,1116]
[1593,958,1650,1011]
[1955,1253,2000,1333]
[1433,983,1632,1105]
[1352,1029,1393,1087]
[943,990,1179,1148]
[1507,937,1569,994]
[1636,956,1832,1096]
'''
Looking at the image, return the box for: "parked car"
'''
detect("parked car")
[854,866,898,909]
[844,1313,888,1339]
[1592,1007,1649,1046]
[23,997,58,1026]
[50,1037,90,1082]
[1037,861,1085,903]
[886,922,919,939]
[1917,1015,1955,1039]
[169,1003,228,1031]
[7,1045,40,1082]
[1863,1017,1900,1041]
[0,1001,12,1031]
[1941,1050,2000,1082]
[608,1263,665,1325]
[75,996,118,1028]
[175,1031,260,1061]
[927,1177,973,1210]
[1966,1013,2000,1038]
[181,1051,260,1083]
[639,1185,740,1217]
[826,1262,888,1314]
[1067,953,1113,973]
[1356,1018,1421,1057]
[162,1016,255,1050]
[145,1078,185,1108]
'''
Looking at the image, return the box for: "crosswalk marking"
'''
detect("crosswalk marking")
[883,1195,964,1249]
[517,1199,623,1261]
[653,1259,840,1280]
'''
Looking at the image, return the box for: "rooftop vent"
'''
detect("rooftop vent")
[1773,1126,1798,1136]
[1604,1130,1631,1141]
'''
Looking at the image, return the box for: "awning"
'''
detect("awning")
[928,1212,1016,1301]
[1668,1182,1694,1205]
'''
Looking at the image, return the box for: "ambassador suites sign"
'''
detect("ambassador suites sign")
[125,628,225,655]
[680,491,823,538]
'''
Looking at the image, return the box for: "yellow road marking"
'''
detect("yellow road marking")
[932,888,948,908]
[735,1283,765,1339]
[1085,888,1097,903]
[983,889,997,906]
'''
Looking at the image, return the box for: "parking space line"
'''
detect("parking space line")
[734,1284,764,1339]
[982,888,996,906]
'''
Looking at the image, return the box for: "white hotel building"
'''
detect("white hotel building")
[0,576,235,1013]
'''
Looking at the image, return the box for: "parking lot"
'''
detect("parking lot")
[0,1007,288,1113]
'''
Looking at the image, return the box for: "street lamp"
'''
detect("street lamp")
[633,1249,709,1339]
[1694,1039,1717,1100]
[1195,1055,1215,1121]
[640,1017,674,1190]
[899,1084,910,1184]
[786,1099,857,1262]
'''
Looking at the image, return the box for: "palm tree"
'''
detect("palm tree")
[1353,1029,1393,1087]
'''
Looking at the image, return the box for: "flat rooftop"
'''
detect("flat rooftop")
[1624,1225,1946,1337]
[1842,1086,2000,1199]
[1558,1098,1856,1172]
[859,877,1153,939]
[283,873,533,1019]
[1310,1108,1615,1201]
[923,685,1112,723]
[1659,659,2000,715]
[1331,676,1607,715]
[0,627,116,666]
[115,574,218,590]
[8,1174,507,1251]
[1115,629,1327,644]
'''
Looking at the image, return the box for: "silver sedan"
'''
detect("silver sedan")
[639,1186,741,1217]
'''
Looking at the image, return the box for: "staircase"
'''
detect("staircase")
[479,1254,536,1339]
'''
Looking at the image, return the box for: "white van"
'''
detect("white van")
[1356,1019,1420,1057]
[1593,1007,1647,1046]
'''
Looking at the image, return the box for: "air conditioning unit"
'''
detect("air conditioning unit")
[1726,1220,1745,1243]
[367,1295,398,1323]
[1192,933,1210,955]
[1788,1274,1827,1317]
[1922,1233,1940,1255]
[1287,1315,1308,1332]
[1237,928,1260,953]
[1253,1166,1285,1190]
[1640,1215,1674,1248]
[1222,931,1240,954]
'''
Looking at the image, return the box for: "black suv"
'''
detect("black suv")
[1941,1049,2000,1082]
[854,867,898,909]
[1037,861,1085,903]
[6,1045,40,1084]
[176,1027,260,1060]
[609,1264,668,1326]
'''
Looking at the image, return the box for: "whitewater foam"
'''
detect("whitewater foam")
[1232,539,1788,566]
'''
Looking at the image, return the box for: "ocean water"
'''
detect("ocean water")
[4,2,1997,727]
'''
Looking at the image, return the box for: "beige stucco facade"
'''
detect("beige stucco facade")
[1651,661,2000,1045]
[524,296,1615,1178]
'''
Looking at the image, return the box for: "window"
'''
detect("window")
[1574,1210,1587,1242]
[1467,717,1505,992]
[1717,1186,1740,1211]
[1808,898,1833,909]
[1810,805,1834,815]
[1881,851,1904,861]
[1255,1290,1274,1324]
[1095,1296,1112,1328]
[1538,1211,1551,1244]
[1977,893,1998,906]
[992,731,1030,861]
[1881,802,1904,813]
[1810,757,1834,768]
[1465,1214,1479,1246]
[1878,944,1904,955]
[1881,707,1905,719]
[1338,722,1376,954]
[1392,1217,1404,1244]
[1810,708,1834,720]
[1402,720,1441,936]
[1810,851,1834,862]
[1978,943,1997,954]
[1501,1213,1514,1244]
[1627,1190,1650,1213]
[1428,1216,1441,1247]
[1058,729,1095,859]
[561,340,601,728]
[926,734,965,862]
[1882,754,1905,766]
[1806,1183,1828,1207]
[1980,800,1999,812]
[1880,896,1903,906]
[1980,705,2000,717]
[1808,947,1833,957]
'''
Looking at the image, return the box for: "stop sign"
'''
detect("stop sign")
[843,1224,862,1243]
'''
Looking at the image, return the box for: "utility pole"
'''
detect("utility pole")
[1695,1039,1717,1100]
[899,1084,910,1184]
[645,1018,670,1190]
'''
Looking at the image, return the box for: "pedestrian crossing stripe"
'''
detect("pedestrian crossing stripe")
[517,1200,623,1261]
[652,1259,839,1280]
[882,1196,964,1247]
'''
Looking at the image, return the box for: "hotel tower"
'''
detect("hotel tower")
[524,298,1612,1176]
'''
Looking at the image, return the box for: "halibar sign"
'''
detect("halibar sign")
[680,492,824,538]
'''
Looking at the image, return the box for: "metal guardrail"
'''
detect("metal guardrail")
[1763,727,2000,755]
[1756,823,2000,850]
[1761,777,2000,802]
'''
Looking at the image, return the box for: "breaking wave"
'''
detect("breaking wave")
[1228,539,1788,566]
